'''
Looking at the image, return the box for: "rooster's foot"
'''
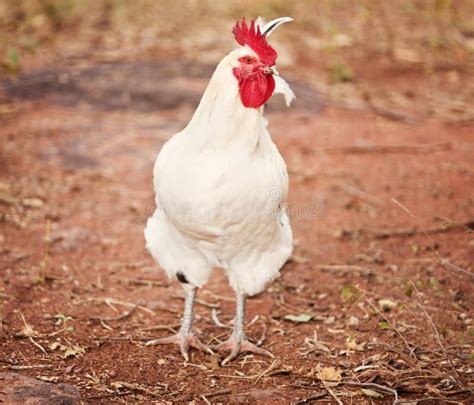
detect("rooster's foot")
[212,335,273,365]
[146,332,213,361]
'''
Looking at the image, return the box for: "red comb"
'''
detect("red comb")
[232,18,277,66]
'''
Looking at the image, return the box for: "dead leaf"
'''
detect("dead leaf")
[341,284,362,303]
[404,285,413,298]
[63,345,85,359]
[360,388,384,398]
[36,375,59,383]
[323,316,336,324]
[318,367,342,385]
[0,192,16,206]
[111,382,125,390]
[284,313,313,323]
[348,316,359,326]
[0,182,10,192]
[378,299,397,311]
[327,328,345,334]
[393,47,422,64]
[378,321,391,330]
[17,315,37,338]
[304,332,332,354]
[49,342,62,351]
[346,336,366,351]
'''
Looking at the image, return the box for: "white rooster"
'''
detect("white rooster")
[145,17,295,364]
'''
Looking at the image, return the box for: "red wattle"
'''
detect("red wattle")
[238,73,275,109]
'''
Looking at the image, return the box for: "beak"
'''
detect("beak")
[262,66,278,76]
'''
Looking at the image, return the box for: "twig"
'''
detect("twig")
[391,199,473,278]
[16,314,48,355]
[111,381,167,396]
[185,362,207,371]
[0,73,56,90]
[142,323,180,332]
[288,169,317,180]
[322,382,343,405]
[387,201,474,282]
[317,264,372,275]
[312,142,451,155]
[211,309,230,328]
[90,304,138,322]
[396,399,459,405]
[363,219,474,239]
[409,283,447,355]
[444,389,473,396]
[5,364,54,370]
[99,319,113,331]
[38,220,51,283]
[293,390,328,404]
[289,254,310,264]
[82,391,133,401]
[27,341,48,356]
[409,282,465,389]
[368,342,417,368]
[124,278,166,287]
[341,381,399,404]
[434,216,474,233]
[369,105,414,123]
[267,369,291,377]
[256,322,268,347]
[79,297,155,315]
[172,294,219,309]
[254,360,280,384]
[202,290,235,302]
[342,184,383,206]
[93,335,160,341]
[438,258,474,279]
[365,299,415,359]
[247,315,259,327]
[201,389,231,404]
[216,359,280,384]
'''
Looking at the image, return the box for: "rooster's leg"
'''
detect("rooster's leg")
[146,286,212,361]
[213,293,273,365]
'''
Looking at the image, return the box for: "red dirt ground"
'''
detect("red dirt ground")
[0,58,473,404]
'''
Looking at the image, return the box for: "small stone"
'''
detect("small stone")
[0,372,80,404]
[22,198,44,208]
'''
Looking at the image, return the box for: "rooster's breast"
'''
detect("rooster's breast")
[154,137,288,261]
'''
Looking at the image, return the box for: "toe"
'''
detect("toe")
[216,336,273,365]
[146,331,213,361]
[146,335,179,346]
[221,341,241,365]
[190,335,214,355]
[241,340,274,358]
[179,341,190,362]
[211,339,232,352]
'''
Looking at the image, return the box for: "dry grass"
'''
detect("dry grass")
[1,0,473,121]
[1,0,473,70]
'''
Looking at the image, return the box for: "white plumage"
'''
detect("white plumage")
[144,17,294,364]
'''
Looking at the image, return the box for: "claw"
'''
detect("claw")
[213,335,273,365]
[146,332,213,361]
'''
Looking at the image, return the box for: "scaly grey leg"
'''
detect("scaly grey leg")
[213,292,273,365]
[146,286,212,361]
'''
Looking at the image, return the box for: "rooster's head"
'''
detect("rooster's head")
[231,17,292,109]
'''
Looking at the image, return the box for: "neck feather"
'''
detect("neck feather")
[184,55,265,151]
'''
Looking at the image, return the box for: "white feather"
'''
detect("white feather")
[145,36,293,296]
[274,75,295,107]
[255,16,266,31]
[256,16,294,37]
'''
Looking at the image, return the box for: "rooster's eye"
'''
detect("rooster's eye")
[244,57,253,64]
